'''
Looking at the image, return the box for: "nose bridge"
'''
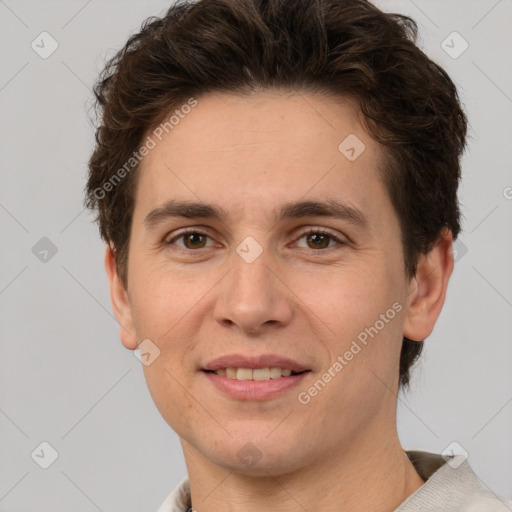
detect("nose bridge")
[232,243,272,298]
[214,237,293,332]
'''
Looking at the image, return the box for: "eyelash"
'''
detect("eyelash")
[164,227,347,252]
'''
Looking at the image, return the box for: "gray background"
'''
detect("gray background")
[1,0,511,510]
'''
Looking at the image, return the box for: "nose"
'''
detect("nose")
[213,246,294,335]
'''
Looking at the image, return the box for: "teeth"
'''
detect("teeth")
[237,368,252,381]
[213,367,298,380]
[253,368,269,381]
[269,367,282,379]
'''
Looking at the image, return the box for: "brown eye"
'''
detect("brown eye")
[182,232,207,249]
[294,228,346,251]
[305,232,331,249]
[165,229,214,250]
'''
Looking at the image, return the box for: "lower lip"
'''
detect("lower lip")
[202,370,310,401]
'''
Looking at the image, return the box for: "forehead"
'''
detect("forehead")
[134,90,390,227]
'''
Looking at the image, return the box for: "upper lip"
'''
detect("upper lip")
[203,354,310,373]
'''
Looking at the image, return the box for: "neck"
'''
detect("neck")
[181,423,425,512]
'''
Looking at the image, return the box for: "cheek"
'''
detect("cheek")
[128,254,203,336]
[297,261,397,336]
[131,263,206,433]
[142,359,200,438]
[296,261,405,392]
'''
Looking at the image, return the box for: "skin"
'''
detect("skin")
[105,90,454,512]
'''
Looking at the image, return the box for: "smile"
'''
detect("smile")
[206,367,306,380]
[202,369,311,401]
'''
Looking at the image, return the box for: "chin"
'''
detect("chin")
[203,436,310,477]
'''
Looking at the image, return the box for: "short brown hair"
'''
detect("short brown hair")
[85,0,467,389]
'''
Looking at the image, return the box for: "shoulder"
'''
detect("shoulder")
[465,493,512,512]
[397,451,512,512]
[156,476,191,512]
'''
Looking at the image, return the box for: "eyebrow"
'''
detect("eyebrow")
[143,198,369,230]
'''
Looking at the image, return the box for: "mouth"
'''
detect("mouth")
[201,354,312,400]
[202,367,310,381]
[201,367,312,401]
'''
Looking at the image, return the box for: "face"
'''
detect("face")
[107,90,445,475]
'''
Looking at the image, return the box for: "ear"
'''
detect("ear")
[104,244,138,350]
[403,228,454,342]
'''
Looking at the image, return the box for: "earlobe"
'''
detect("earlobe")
[104,245,138,350]
[403,229,454,342]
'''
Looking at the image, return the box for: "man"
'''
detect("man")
[85,0,512,510]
